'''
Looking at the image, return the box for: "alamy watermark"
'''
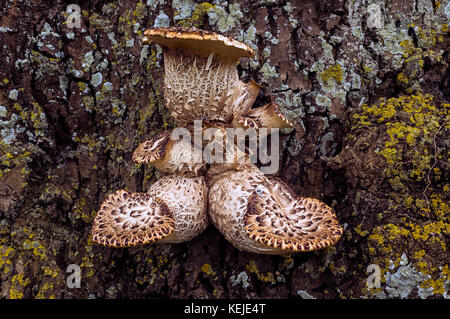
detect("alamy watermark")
[171,120,281,174]
[366,4,383,29]
[66,264,81,288]
[66,4,81,29]
[366,264,381,289]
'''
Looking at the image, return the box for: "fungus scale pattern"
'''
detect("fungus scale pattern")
[245,177,343,251]
[133,131,205,177]
[92,190,174,247]
[164,50,255,125]
[92,175,208,247]
[92,27,343,254]
[150,175,208,243]
[237,102,294,130]
[132,131,171,164]
[208,164,343,254]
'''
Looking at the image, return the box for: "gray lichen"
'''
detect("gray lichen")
[231,271,250,289]
[207,2,243,33]
[0,105,6,118]
[90,72,103,87]
[154,11,170,28]
[8,89,18,101]
[384,254,433,299]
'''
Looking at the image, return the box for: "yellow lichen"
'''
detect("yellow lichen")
[321,63,344,84]
[201,263,216,277]
[9,273,31,299]
[35,282,55,299]
[246,260,276,284]
[177,2,214,28]
[352,93,449,296]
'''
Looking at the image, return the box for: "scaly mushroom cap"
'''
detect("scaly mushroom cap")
[92,175,208,247]
[92,190,174,247]
[150,175,209,243]
[207,164,342,254]
[132,130,171,164]
[133,130,206,177]
[142,27,261,125]
[232,101,294,131]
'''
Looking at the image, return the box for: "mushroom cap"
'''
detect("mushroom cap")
[232,113,263,129]
[92,175,209,247]
[207,164,343,254]
[92,190,175,247]
[237,101,294,130]
[132,131,171,164]
[245,176,343,252]
[151,175,209,243]
[133,130,206,177]
[142,27,255,59]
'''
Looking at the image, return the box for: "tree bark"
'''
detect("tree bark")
[0,0,448,299]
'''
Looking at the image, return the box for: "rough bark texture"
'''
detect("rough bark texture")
[0,0,449,299]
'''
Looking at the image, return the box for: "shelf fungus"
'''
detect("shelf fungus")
[232,100,293,130]
[207,164,342,254]
[91,27,343,254]
[92,175,208,247]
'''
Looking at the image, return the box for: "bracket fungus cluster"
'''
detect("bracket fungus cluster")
[91,27,343,254]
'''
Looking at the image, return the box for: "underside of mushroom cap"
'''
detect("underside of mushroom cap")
[142,28,260,125]
[160,46,260,125]
[142,27,254,59]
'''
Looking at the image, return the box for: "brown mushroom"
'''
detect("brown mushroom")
[207,163,343,254]
[92,174,208,247]
[142,27,261,125]
[232,101,293,131]
[133,130,206,177]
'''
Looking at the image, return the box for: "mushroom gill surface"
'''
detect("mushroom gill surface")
[207,164,343,254]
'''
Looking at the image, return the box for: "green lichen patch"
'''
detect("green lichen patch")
[176,2,214,28]
[346,93,449,298]
[246,260,276,285]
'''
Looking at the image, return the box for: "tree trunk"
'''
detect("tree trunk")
[0,0,448,299]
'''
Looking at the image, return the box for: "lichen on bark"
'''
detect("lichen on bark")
[0,0,448,299]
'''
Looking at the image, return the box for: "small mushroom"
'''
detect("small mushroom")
[232,101,293,131]
[133,130,206,177]
[92,174,208,247]
[207,164,343,254]
[142,27,261,125]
